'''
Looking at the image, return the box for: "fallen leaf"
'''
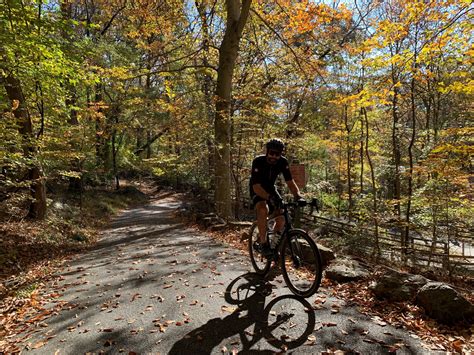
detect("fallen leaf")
[452,340,464,352]
[221,305,237,313]
[371,316,387,326]
[33,341,46,349]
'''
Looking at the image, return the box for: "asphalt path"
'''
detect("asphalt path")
[14,192,430,354]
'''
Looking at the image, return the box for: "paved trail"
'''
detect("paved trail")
[15,193,429,354]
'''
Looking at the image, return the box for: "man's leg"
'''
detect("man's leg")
[255,200,269,244]
[274,213,285,233]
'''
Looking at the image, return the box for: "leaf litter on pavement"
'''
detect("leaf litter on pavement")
[198,222,473,353]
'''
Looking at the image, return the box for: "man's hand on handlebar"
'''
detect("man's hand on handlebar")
[296,196,307,207]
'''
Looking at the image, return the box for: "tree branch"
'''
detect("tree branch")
[100,1,127,36]
[134,127,170,155]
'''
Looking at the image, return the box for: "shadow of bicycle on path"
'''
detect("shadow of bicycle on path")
[169,273,315,354]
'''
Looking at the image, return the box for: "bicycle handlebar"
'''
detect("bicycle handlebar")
[283,198,321,212]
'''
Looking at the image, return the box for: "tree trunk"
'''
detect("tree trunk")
[343,105,353,221]
[405,25,419,260]
[3,75,46,219]
[362,107,379,257]
[214,0,251,218]
[196,1,215,189]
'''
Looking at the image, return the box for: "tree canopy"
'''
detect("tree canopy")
[1,0,472,243]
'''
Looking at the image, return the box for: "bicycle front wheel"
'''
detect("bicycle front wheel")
[248,223,271,275]
[280,229,322,297]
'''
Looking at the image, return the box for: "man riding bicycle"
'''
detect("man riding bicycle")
[250,138,304,257]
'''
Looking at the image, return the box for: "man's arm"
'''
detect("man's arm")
[252,184,271,200]
[286,179,303,199]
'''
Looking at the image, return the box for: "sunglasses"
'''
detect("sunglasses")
[268,150,282,157]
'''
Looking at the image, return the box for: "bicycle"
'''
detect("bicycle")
[248,198,323,298]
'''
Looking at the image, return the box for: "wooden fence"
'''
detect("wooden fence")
[300,213,474,272]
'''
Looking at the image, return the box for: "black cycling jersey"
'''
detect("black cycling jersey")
[249,155,293,196]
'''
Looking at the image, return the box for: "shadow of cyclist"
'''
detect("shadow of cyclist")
[168,273,315,354]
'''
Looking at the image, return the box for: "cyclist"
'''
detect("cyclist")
[249,138,304,257]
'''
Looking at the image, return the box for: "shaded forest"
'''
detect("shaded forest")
[1,0,472,265]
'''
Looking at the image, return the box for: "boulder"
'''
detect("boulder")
[325,257,370,282]
[317,244,336,267]
[416,282,474,324]
[370,268,429,302]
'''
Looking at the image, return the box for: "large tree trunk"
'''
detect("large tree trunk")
[196,1,215,189]
[343,105,353,221]
[3,75,47,219]
[405,25,419,261]
[214,0,251,218]
[362,107,380,257]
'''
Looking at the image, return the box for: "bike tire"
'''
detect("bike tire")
[280,229,322,297]
[248,223,272,275]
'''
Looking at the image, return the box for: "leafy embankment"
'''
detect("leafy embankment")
[0,183,149,346]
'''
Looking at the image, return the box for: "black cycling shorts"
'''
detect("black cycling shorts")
[250,191,281,214]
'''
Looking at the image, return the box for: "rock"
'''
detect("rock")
[71,233,88,242]
[416,282,474,324]
[370,268,429,302]
[325,257,370,282]
[52,201,65,210]
[316,244,335,267]
[116,186,147,199]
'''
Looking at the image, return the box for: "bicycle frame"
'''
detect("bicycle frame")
[266,203,297,258]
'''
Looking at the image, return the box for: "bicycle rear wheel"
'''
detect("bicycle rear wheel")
[248,223,271,275]
[280,229,322,297]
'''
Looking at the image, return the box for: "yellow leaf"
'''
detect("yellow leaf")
[12,99,19,111]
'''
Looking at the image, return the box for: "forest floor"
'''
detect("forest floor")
[0,184,472,353]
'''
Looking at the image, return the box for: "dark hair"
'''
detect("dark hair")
[266,138,284,152]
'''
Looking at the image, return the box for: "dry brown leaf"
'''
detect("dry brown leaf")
[307,335,317,344]
[32,341,46,349]
[221,305,237,313]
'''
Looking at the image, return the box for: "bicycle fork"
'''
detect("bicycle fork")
[289,236,302,268]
